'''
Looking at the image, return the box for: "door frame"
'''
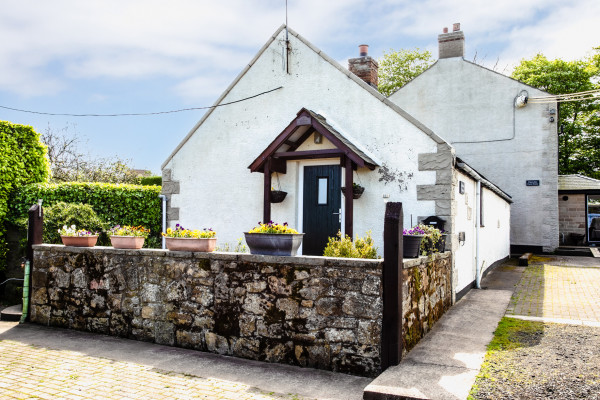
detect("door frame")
[297,159,345,255]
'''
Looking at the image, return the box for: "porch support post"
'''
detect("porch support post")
[344,157,353,238]
[263,163,271,223]
[382,201,403,370]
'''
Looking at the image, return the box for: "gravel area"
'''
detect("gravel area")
[471,319,600,400]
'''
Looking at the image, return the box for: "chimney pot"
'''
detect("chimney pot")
[438,23,465,59]
[348,45,379,89]
[359,44,369,57]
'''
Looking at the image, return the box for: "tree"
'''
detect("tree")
[42,124,141,184]
[377,48,434,96]
[512,50,600,176]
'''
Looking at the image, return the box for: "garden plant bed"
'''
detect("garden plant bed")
[470,317,600,399]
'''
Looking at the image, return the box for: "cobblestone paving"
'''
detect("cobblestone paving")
[0,340,301,400]
[506,256,600,324]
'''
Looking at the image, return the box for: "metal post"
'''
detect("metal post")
[25,201,43,323]
[382,202,403,370]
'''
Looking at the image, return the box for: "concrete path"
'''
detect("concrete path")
[0,322,370,400]
[363,263,524,400]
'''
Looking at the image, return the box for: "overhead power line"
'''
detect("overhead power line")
[528,88,600,104]
[0,86,283,117]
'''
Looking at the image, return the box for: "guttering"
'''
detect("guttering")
[158,195,167,249]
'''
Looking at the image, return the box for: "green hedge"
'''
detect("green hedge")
[0,121,50,269]
[10,182,162,243]
[140,176,162,186]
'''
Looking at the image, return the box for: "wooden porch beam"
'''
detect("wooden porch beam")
[263,163,271,223]
[344,157,353,239]
[274,149,344,160]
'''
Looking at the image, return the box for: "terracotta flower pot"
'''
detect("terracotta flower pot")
[403,235,424,258]
[110,236,145,249]
[244,233,304,256]
[61,235,98,247]
[165,237,217,252]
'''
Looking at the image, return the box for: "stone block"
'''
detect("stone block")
[167,207,179,221]
[205,332,229,354]
[324,328,355,343]
[162,181,180,195]
[54,269,70,288]
[276,298,299,320]
[315,297,343,316]
[31,287,48,305]
[155,321,175,345]
[418,152,452,171]
[417,185,450,201]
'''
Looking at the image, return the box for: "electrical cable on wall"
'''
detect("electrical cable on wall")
[0,86,283,117]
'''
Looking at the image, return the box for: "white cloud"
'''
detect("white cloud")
[0,0,597,98]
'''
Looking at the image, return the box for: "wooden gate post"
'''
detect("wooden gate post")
[382,202,403,370]
[27,201,43,263]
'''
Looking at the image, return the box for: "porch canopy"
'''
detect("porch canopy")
[248,108,379,238]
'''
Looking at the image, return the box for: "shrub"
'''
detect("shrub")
[9,182,162,248]
[323,230,379,259]
[0,121,50,270]
[44,202,108,245]
[140,176,162,186]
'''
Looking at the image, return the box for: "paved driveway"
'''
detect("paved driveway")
[0,322,369,400]
[506,255,600,325]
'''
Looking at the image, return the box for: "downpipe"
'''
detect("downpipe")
[158,195,167,249]
[476,180,481,289]
[19,261,30,324]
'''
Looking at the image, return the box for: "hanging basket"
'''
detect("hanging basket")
[341,185,365,199]
[270,190,287,203]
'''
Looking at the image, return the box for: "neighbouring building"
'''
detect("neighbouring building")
[388,23,559,253]
[558,174,600,246]
[161,25,511,298]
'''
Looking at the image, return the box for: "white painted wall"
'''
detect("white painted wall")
[162,28,440,255]
[390,58,558,251]
[453,170,511,294]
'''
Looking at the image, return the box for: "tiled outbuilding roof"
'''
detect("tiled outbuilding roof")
[559,174,600,192]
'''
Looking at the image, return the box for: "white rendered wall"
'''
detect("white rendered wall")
[390,58,558,251]
[453,170,511,294]
[162,29,440,255]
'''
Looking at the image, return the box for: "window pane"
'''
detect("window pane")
[318,178,328,205]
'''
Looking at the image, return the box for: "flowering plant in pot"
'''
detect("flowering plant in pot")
[402,225,426,258]
[162,224,217,252]
[419,224,444,256]
[245,221,304,256]
[58,225,99,247]
[109,225,150,249]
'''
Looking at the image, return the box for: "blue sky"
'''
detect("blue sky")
[1,0,598,175]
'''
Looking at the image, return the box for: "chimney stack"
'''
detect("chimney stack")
[348,44,379,89]
[438,23,464,59]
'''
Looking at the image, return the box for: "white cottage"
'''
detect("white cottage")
[161,25,511,298]
[389,24,559,253]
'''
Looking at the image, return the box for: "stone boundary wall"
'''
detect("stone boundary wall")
[30,245,384,377]
[402,252,452,355]
[30,245,452,377]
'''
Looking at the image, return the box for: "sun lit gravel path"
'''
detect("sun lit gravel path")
[0,340,303,400]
